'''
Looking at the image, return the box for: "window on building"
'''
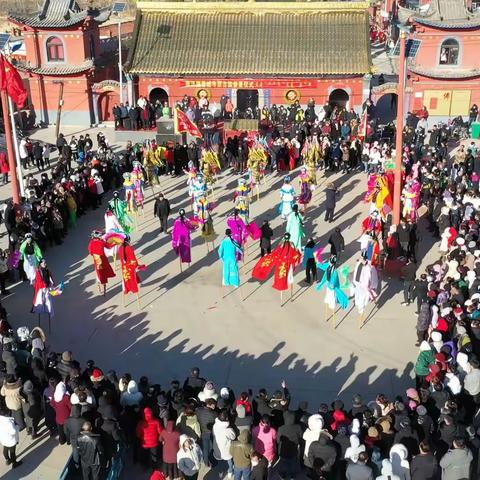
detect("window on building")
[439,39,459,65]
[46,36,64,62]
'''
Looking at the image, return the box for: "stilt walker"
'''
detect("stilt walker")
[118,236,145,309]
[172,209,197,272]
[19,234,43,285]
[227,209,248,262]
[88,231,116,295]
[316,256,350,329]
[352,254,379,328]
[108,192,134,234]
[252,232,302,303]
[286,204,305,250]
[218,229,243,297]
[31,259,57,333]
[278,176,296,220]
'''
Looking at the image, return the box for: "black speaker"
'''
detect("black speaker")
[157,118,175,135]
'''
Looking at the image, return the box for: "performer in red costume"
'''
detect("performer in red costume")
[118,236,145,298]
[88,231,115,295]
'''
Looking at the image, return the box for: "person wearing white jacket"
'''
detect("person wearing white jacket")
[177,434,202,480]
[213,410,236,477]
[0,408,21,469]
[376,459,401,480]
[389,443,411,480]
[303,414,331,468]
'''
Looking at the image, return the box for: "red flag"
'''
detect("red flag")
[175,107,203,138]
[0,55,28,108]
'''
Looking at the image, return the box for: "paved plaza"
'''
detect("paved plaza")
[0,126,440,478]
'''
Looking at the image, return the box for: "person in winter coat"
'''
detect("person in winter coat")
[77,421,104,480]
[277,410,303,479]
[230,429,253,480]
[51,381,72,444]
[410,441,439,480]
[198,381,219,403]
[213,409,236,474]
[235,404,253,434]
[196,398,217,466]
[120,380,144,407]
[346,451,374,480]
[160,420,181,479]
[64,404,86,468]
[414,341,435,388]
[136,407,163,468]
[253,414,277,465]
[328,228,345,261]
[308,434,337,476]
[303,414,331,468]
[154,193,171,234]
[176,404,201,441]
[345,435,367,464]
[375,459,401,480]
[0,375,25,430]
[393,418,419,457]
[251,451,268,480]
[389,443,411,480]
[324,183,340,222]
[177,434,202,480]
[0,407,21,469]
[439,437,473,480]
[21,380,42,438]
[155,393,170,428]
[0,152,9,185]
[99,404,123,469]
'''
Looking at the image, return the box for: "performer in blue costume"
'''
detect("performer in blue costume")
[286,204,305,250]
[316,255,349,310]
[278,176,296,219]
[218,229,243,288]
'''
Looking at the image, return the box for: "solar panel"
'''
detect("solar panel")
[0,34,10,51]
[389,39,421,58]
[112,2,126,13]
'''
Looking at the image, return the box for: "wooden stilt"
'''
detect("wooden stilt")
[332,308,336,330]
[256,185,260,202]
[179,257,183,273]
[280,290,283,303]
[359,311,365,329]
[122,292,125,307]
[103,284,106,296]
[113,249,117,271]
[222,285,227,298]
[48,314,51,334]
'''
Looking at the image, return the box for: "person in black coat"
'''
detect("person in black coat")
[64,405,87,468]
[153,194,171,234]
[308,435,337,476]
[251,451,268,480]
[328,228,345,261]
[98,405,123,469]
[393,418,420,457]
[260,220,273,257]
[21,380,42,438]
[277,410,303,478]
[324,183,340,223]
[410,441,439,480]
[196,398,217,466]
[77,421,105,480]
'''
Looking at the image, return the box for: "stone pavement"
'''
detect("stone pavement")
[0,125,458,478]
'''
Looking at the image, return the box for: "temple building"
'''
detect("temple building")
[7,0,126,125]
[125,1,372,114]
[372,0,480,119]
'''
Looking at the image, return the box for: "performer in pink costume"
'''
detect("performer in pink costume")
[172,209,197,264]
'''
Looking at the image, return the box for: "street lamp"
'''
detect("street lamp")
[113,2,127,104]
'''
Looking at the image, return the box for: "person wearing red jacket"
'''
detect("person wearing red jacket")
[136,407,163,468]
[50,381,72,445]
[0,151,9,185]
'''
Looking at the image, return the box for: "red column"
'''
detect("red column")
[393,31,407,225]
[0,90,21,206]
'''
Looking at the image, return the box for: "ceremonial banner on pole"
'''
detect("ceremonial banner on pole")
[0,55,28,108]
[174,107,203,138]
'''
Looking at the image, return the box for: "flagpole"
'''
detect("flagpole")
[7,96,25,197]
[0,90,21,205]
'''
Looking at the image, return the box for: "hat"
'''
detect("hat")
[220,387,230,399]
[416,405,427,416]
[475,250,480,258]
[62,351,72,362]
[431,331,443,342]
[333,399,344,411]
[90,368,104,382]
[454,307,464,315]
[468,241,477,249]
[472,293,480,301]
[379,420,392,434]
[427,290,438,299]
[406,388,419,399]
[352,394,363,408]
[441,307,452,316]
[465,299,474,307]
[457,237,466,246]
[368,427,379,439]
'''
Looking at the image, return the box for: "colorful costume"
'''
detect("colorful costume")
[132,161,145,209]
[172,215,197,263]
[402,178,421,222]
[352,259,378,314]
[123,173,136,213]
[191,175,208,217]
[227,214,248,260]
[88,237,115,285]
[119,242,142,294]
[109,195,134,234]
[247,142,269,185]
[202,149,221,186]
[298,167,313,206]
[252,237,302,291]
[361,212,383,237]
[233,179,251,224]
[32,266,54,316]
[364,172,394,219]
[301,137,320,184]
[218,235,243,287]
[316,260,349,310]
[19,237,43,284]
[286,210,305,250]
[279,178,296,219]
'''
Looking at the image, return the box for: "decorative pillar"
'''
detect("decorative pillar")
[126,74,134,105]
[92,91,100,125]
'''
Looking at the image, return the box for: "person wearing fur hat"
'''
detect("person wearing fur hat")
[198,381,218,403]
[177,435,202,480]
